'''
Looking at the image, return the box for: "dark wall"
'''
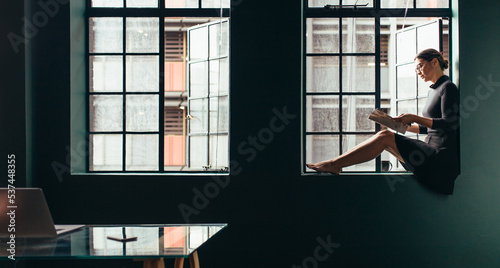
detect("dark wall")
[3,0,500,267]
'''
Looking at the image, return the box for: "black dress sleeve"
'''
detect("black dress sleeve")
[431,82,459,132]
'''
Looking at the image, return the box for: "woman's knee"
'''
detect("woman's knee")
[376,129,394,138]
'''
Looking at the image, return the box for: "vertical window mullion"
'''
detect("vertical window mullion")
[159,17,165,172]
[122,16,127,172]
[375,16,381,172]
[338,17,343,158]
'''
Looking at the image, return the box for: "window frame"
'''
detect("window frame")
[85,0,230,174]
[301,0,453,174]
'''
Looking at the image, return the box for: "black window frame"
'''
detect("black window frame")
[301,0,453,174]
[86,0,230,173]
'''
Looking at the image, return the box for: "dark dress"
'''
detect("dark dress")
[394,75,460,195]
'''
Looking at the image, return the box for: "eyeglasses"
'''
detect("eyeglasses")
[415,61,427,73]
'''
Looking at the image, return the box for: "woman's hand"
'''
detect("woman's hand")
[393,113,416,125]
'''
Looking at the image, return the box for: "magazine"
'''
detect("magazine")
[368,109,407,134]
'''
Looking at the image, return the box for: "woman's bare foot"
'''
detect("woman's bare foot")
[306,161,341,175]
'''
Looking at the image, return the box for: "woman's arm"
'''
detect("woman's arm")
[394,114,433,129]
[406,123,422,134]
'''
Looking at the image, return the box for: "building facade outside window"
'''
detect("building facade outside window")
[87,0,230,173]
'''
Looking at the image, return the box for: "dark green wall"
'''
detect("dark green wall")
[2,0,500,267]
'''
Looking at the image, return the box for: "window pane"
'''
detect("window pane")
[92,0,123,7]
[189,27,208,61]
[209,21,229,58]
[342,0,373,7]
[189,136,208,168]
[306,56,339,92]
[189,99,208,133]
[127,0,159,7]
[126,18,159,53]
[342,96,375,132]
[166,0,198,8]
[190,62,208,97]
[90,95,123,132]
[416,0,448,8]
[305,135,339,169]
[397,64,416,99]
[342,18,375,53]
[209,135,228,168]
[89,18,123,53]
[90,56,123,92]
[417,21,440,53]
[396,29,416,64]
[342,56,375,92]
[126,95,159,132]
[381,0,413,8]
[203,0,230,8]
[397,99,417,115]
[126,135,159,171]
[209,59,229,95]
[90,134,122,171]
[306,18,340,54]
[342,135,375,171]
[306,95,339,132]
[209,96,228,133]
[126,56,159,92]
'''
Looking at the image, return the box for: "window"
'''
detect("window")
[87,1,230,173]
[302,0,452,173]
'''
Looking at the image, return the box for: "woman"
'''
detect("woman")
[307,48,460,195]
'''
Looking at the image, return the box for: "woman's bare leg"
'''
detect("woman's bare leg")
[306,130,402,174]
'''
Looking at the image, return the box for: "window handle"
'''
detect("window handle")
[186,114,193,120]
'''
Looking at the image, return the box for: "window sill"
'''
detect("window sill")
[71,172,230,176]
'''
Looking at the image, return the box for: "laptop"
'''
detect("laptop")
[0,188,84,237]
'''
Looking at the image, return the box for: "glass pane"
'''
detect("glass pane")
[189,136,208,168]
[397,64,416,99]
[209,135,228,168]
[342,96,375,132]
[190,62,208,97]
[126,56,159,92]
[309,0,344,7]
[306,95,339,132]
[209,96,228,133]
[397,99,417,115]
[90,56,123,92]
[416,0,448,8]
[342,18,375,53]
[418,77,431,97]
[342,56,375,92]
[396,29,416,64]
[203,0,230,8]
[189,27,208,61]
[306,18,340,54]
[126,135,159,171]
[126,95,159,132]
[381,0,413,8]
[417,21,440,53]
[166,0,198,8]
[305,135,339,171]
[189,99,208,133]
[342,0,373,7]
[126,18,159,53]
[127,0,159,7]
[92,0,123,7]
[89,18,123,53]
[209,21,229,58]
[209,59,229,95]
[306,56,339,92]
[90,95,123,132]
[90,134,122,171]
[342,135,375,172]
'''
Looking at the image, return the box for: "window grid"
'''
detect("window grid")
[86,0,230,173]
[302,1,452,174]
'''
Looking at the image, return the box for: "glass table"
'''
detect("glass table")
[0,224,227,268]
